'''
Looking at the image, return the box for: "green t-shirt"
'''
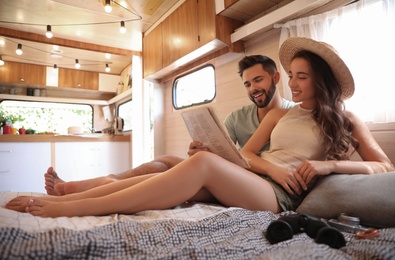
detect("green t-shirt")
[224,99,295,153]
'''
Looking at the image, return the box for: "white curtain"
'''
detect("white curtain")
[279,0,395,123]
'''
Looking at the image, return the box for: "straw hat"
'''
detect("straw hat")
[279,37,354,100]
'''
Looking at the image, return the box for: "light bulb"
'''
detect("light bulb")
[120,21,126,33]
[46,25,53,38]
[53,64,58,71]
[16,44,23,55]
[0,55,4,66]
[105,0,112,12]
[105,64,111,73]
[75,59,80,69]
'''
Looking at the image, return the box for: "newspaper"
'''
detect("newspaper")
[181,106,250,169]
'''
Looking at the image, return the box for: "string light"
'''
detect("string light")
[16,43,23,55]
[75,59,80,69]
[120,21,126,33]
[0,55,4,66]
[105,64,111,72]
[105,0,112,13]
[46,25,53,38]
[105,53,111,59]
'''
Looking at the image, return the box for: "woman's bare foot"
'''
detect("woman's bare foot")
[25,199,71,218]
[4,196,33,212]
[44,167,66,196]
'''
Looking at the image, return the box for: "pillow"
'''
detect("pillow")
[296,172,395,228]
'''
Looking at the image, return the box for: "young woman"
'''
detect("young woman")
[5,37,393,218]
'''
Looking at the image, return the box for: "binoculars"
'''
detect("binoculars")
[266,213,346,249]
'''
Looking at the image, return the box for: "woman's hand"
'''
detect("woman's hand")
[267,164,307,195]
[296,160,334,184]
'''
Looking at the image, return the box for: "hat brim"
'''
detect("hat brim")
[279,37,354,100]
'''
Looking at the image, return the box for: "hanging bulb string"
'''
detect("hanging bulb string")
[0,18,140,28]
[4,37,114,66]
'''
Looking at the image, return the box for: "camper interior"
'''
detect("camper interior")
[0,0,395,258]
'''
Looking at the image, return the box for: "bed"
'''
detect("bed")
[1,191,395,259]
[1,123,395,259]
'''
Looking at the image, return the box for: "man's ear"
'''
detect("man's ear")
[273,71,280,84]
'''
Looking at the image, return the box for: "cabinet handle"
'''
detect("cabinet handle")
[0,169,12,174]
[0,150,13,153]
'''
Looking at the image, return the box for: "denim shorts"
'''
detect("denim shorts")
[258,174,306,211]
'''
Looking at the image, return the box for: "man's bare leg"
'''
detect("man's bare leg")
[45,155,185,196]
[22,152,280,218]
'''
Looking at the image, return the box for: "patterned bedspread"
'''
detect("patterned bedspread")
[1,192,395,259]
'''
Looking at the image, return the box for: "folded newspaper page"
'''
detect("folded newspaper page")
[181,106,250,169]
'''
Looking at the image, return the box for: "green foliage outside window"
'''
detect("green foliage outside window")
[0,100,93,134]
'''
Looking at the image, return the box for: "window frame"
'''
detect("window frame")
[172,64,216,110]
[117,98,133,132]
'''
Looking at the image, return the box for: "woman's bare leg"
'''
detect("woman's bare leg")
[25,152,281,217]
[6,173,159,212]
[44,155,185,195]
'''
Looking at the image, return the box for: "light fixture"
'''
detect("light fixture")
[75,59,80,69]
[16,43,23,55]
[105,64,111,73]
[104,0,112,13]
[0,55,4,66]
[105,53,111,59]
[53,64,58,71]
[46,25,53,38]
[120,21,126,33]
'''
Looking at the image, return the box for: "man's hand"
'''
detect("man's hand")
[187,141,210,157]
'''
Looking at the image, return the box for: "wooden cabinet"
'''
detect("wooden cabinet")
[58,68,99,90]
[54,142,130,181]
[0,142,51,193]
[142,0,243,78]
[143,23,163,78]
[0,61,46,85]
[161,0,199,67]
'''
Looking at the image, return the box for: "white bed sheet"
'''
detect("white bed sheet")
[0,191,230,232]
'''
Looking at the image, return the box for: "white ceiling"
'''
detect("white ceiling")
[0,0,180,74]
[0,0,350,76]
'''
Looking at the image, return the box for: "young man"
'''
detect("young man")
[45,55,294,196]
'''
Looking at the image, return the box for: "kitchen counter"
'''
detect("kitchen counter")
[0,133,130,142]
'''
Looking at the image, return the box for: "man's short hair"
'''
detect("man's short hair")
[238,55,277,77]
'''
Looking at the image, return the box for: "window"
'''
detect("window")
[280,0,395,123]
[118,99,132,132]
[172,65,216,109]
[0,100,93,134]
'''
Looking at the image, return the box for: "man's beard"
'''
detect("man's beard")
[250,81,276,108]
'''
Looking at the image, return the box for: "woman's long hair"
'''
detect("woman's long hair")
[293,50,359,160]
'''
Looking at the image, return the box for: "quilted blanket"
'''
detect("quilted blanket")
[1,208,395,259]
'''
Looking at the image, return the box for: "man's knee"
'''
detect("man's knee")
[153,155,184,169]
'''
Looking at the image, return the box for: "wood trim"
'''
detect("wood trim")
[0,27,139,56]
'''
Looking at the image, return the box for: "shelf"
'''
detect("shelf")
[0,85,131,105]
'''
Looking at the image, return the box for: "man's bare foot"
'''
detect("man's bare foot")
[45,167,66,196]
